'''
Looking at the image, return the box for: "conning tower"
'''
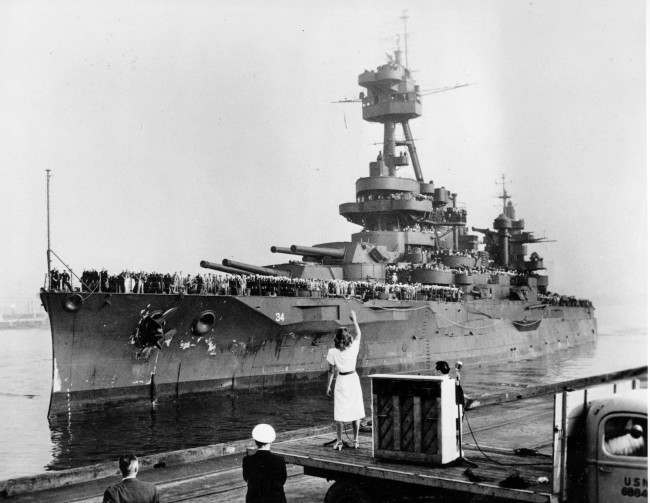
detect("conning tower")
[472,176,550,291]
[359,48,423,180]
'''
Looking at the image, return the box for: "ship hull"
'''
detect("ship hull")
[41,291,597,416]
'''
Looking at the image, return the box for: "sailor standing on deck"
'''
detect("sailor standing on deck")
[61,270,72,291]
[326,310,365,450]
[242,424,287,503]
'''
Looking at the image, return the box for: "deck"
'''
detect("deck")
[275,396,557,502]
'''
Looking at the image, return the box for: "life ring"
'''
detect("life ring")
[193,311,216,335]
[62,293,84,313]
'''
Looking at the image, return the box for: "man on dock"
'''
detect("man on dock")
[243,423,287,503]
[103,454,159,503]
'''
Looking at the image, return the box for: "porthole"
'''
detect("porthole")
[193,311,216,335]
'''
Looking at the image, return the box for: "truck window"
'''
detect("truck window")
[603,416,647,457]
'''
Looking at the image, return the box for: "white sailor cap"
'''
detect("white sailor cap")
[252,423,276,444]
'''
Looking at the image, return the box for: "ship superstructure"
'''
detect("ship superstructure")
[40,46,596,416]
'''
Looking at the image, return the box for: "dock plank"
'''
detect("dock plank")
[3,369,644,503]
[273,395,560,503]
[275,433,553,501]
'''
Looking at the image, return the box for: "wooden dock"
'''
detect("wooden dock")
[2,367,646,503]
[1,396,558,503]
[275,396,557,502]
[270,369,646,503]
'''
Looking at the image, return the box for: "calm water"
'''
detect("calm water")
[0,305,646,479]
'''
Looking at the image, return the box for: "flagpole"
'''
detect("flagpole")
[46,169,52,289]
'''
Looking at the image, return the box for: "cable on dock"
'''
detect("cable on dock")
[463,411,553,467]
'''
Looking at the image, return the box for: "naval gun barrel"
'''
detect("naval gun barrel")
[270,246,294,255]
[200,260,252,276]
[471,227,490,234]
[222,259,288,277]
[289,245,345,259]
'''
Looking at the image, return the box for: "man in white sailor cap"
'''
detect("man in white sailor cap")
[242,424,287,503]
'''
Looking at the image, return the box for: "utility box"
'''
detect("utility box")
[370,374,460,465]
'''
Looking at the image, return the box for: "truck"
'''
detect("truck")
[274,370,647,503]
[566,389,646,503]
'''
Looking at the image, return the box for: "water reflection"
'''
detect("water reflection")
[45,332,647,471]
[0,327,645,477]
[47,382,338,470]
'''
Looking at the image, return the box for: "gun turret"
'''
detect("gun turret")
[200,260,252,276]
[222,259,289,277]
[289,245,345,259]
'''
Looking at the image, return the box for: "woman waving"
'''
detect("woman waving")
[326,310,365,450]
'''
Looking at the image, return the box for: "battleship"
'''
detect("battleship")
[40,47,596,416]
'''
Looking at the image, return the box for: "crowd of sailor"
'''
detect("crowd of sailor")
[431,249,480,259]
[48,268,463,302]
[48,258,520,295]
[384,261,526,279]
[355,192,466,218]
[356,191,463,206]
[50,259,526,293]
[538,293,594,308]
[48,268,595,306]
[356,191,422,202]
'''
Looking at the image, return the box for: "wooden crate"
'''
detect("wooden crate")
[371,374,460,465]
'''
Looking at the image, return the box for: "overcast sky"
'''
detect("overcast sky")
[0,0,645,328]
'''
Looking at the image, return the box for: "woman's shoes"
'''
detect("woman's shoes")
[331,440,359,450]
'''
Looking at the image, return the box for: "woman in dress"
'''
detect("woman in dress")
[326,310,365,450]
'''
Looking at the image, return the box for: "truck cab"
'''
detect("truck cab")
[584,391,647,503]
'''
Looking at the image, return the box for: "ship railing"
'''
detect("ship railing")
[50,265,548,301]
[53,263,544,300]
[51,271,464,303]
